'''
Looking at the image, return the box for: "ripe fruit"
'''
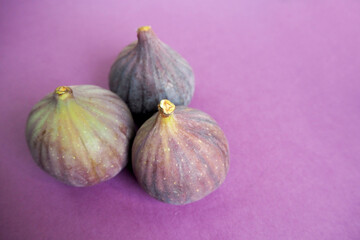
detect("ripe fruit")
[26,85,135,186]
[109,26,195,122]
[132,100,229,205]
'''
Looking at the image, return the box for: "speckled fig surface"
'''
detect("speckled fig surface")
[132,100,229,205]
[26,85,135,186]
[109,26,195,122]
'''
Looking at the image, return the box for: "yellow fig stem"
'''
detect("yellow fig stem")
[158,99,175,117]
[137,26,152,33]
[55,86,73,100]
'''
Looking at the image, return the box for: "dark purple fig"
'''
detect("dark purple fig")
[26,85,135,186]
[109,26,195,122]
[132,99,229,205]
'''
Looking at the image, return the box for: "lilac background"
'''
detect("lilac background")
[1,0,360,239]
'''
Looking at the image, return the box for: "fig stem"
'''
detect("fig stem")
[55,86,73,100]
[137,26,151,33]
[158,99,175,117]
[137,26,157,44]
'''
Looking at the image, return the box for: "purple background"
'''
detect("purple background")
[1,0,360,239]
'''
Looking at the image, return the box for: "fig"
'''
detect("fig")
[109,26,195,122]
[26,85,135,186]
[132,100,229,205]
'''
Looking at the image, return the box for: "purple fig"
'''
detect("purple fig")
[132,99,229,205]
[109,26,195,122]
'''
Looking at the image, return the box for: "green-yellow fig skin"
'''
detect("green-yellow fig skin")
[26,85,135,187]
[132,100,229,205]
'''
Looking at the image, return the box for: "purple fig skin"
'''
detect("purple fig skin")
[26,85,135,187]
[132,100,229,205]
[109,26,195,123]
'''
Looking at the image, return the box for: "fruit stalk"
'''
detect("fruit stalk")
[55,86,73,100]
[158,99,176,117]
[137,26,155,43]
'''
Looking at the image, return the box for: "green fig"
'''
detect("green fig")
[26,85,135,186]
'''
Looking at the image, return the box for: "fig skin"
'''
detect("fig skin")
[109,26,195,123]
[132,100,229,205]
[26,85,135,187]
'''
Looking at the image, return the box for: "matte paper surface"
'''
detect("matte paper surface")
[0,0,359,239]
